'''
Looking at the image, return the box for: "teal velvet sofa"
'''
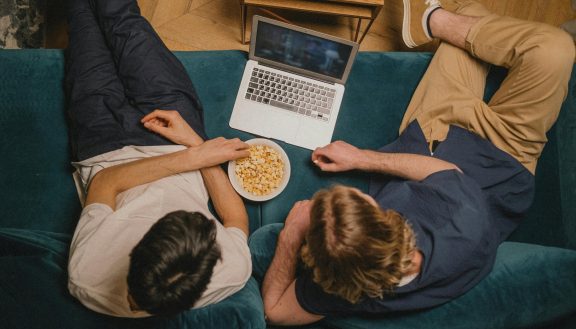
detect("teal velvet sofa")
[0,49,575,329]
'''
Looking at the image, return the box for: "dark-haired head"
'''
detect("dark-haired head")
[127,210,221,315]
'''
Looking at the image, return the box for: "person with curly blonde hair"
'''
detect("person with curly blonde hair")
[301,186,417,305]
[250,0,574,326]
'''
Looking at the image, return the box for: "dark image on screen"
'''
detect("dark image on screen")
[254,22,353,79]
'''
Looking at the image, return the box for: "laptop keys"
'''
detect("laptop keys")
[270,100,297,112]
[244,67,333,121]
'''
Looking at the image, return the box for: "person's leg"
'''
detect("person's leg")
[89,0,207,140]
[249,223,284,284]
[65,0,130,161]
[399,0,575,173]
[465,14,574,173]
[399,0,492,149]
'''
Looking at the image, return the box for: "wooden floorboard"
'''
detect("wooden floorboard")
[45,0,575,52]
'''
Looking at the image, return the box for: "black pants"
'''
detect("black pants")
[65,0,207,161]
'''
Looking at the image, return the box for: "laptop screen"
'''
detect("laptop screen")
[251,18,358,84]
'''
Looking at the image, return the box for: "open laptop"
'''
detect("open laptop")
[230,16,359,150]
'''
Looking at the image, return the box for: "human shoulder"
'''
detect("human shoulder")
[192,222,252,308]
[213,222,252,283]
[71,203,114,245]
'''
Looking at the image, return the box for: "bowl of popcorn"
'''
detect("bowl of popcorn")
[228,138,291,201]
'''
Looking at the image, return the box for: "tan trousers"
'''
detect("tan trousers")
[399,0,575,174]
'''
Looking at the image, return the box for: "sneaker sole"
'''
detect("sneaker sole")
[401,0,418,48]
[402,1,440,48]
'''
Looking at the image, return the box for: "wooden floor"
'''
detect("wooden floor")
[46,0,575,52]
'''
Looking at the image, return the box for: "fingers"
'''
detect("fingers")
[296,200,311,209]
[315,161,338,172]
[141,109,165,123]
[202,137,251,161]
[312,147,336,172]
[227,138,250,158]
[143,121,169,135]
[236,149,251,158]
[141,109,181,123]
[231,138,250,150]
[312,146,328,164]
[143,118,166,130]
[311,141,357,172]
[289,200,311,215]
[211,137,249,149]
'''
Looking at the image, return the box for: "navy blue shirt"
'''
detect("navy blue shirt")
[295,121,535,316]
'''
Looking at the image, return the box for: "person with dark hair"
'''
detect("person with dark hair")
[251,0,575,326]
[127,211,222,315]
[66,0,252,317]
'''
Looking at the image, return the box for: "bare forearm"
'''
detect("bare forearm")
[200,166,249,236]
[358,150,461,181]
[262,228,301,318]
[86,148,203,209]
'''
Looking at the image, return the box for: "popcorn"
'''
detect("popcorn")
[234,144,284,196]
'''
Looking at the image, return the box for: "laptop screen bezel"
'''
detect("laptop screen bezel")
[248,15,359,85]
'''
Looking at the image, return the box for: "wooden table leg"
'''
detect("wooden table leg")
[358,17,376,43]
[241,4,247,44]
[354,18,362,42]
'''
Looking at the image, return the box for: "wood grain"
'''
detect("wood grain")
[45,0,575,52]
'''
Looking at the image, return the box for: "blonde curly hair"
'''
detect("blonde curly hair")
[300,185,417,304]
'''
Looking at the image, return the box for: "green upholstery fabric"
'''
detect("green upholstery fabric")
[0,49,575,329]
[0,50,81,234]
[324,242,576,329]
[249,225,576,329]
[0,228,265,329]
[509,71,576,250]
[0,49,266,329]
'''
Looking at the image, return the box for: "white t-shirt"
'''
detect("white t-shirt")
[68,145,252,318]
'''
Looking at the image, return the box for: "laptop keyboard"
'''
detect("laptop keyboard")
[244,67,336,122]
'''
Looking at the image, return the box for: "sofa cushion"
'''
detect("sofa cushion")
[1,49,575,329]
[1,50,574,249]
[249,224,576,329]
[0,49,263,234]
[324,241,576,329]
[0,228,266,329]
[0,50,81,234]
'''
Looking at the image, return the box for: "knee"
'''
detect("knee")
[248,223,284,281]
[528,27,575,74]
[249,223,283,257]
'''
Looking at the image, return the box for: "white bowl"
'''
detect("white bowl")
[228,138,291,202]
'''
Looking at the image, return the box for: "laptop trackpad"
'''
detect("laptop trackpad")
[261,115,299,141]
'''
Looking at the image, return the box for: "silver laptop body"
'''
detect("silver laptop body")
[230,15,359,150]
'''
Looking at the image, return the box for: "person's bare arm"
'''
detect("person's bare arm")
[200,166,249,236]
[85,138,250,210]
[262,201,325,326]
[312,140,461,181]
[142,109,249,235]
